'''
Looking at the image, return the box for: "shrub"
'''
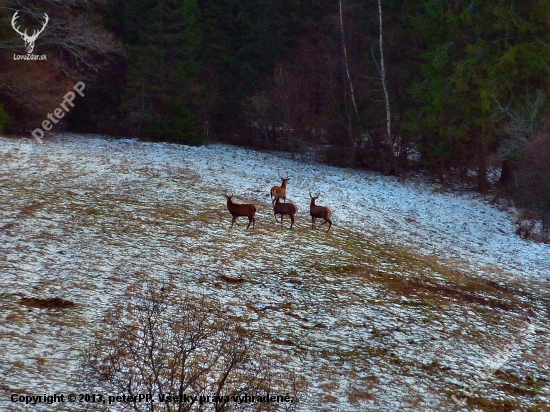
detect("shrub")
[515,127,550,241]
[79,279,305,411]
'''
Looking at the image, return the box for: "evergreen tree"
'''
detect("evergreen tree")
[407,1,550,191]
[199,0,322,137]
[112,0,204,144]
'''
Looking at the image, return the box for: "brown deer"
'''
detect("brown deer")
[224,191,257,229]
[273,196,298,229]
[309,192,332,231]
[270,172,290,204]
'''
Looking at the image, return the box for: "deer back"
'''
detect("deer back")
[274,197,298,214]
[309,194,331,218]
[226,195,256,217]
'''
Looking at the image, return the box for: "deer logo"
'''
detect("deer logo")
[11,11,49,54]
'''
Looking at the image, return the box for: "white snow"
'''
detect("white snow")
[0,133,549,412]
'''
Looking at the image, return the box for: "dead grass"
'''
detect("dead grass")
[459,396,536,411]
[153,205,183,219]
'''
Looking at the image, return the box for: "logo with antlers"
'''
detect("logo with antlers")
[11,11,49,54]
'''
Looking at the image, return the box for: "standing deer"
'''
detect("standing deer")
[270,172,290,204]
[309,192,332,231]
[224,191,257,229]
[11,11,49,54]
[273,196,298,229]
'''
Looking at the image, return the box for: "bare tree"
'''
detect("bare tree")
[80,280,306,412]
[0,1,122,128]
[515,127,550,241]
[375,0,394,174]
[272,66,310,158]
[338,0,359,122]
[245,65,311,158]
[493,90,546,188]
[245,90,278,149]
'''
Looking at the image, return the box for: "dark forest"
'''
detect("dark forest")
[1,0,549,226]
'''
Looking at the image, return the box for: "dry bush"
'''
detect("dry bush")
[515,127,550,242]
[79,279,306,411]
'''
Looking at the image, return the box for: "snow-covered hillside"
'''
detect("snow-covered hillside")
[1,134,549,411]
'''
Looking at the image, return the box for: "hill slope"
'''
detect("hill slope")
[0,134,549,411]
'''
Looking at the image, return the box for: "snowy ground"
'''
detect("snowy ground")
[0,134,549,411]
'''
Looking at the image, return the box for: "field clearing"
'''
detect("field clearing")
[0,134,549,411]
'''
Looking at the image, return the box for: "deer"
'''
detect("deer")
[11,11,49,54]
[309,192,332,231]
[224,191,257,229]
[273,196,298,229]
[270,172,290,204]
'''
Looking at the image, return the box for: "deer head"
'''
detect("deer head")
[278,170,290,186]
[309,192,319,203]
[12,11,49,54]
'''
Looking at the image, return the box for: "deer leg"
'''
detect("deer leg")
[280,215,284,227]
[289,214,294,229]
[326,218,332,231]
[246,215,253,230]
[311,216,316,229]
[230,216,236,228]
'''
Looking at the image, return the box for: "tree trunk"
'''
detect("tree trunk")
[339,0,359,164]
[377,0,393,175]
[498,159,515,188]
[478,123,489,194]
